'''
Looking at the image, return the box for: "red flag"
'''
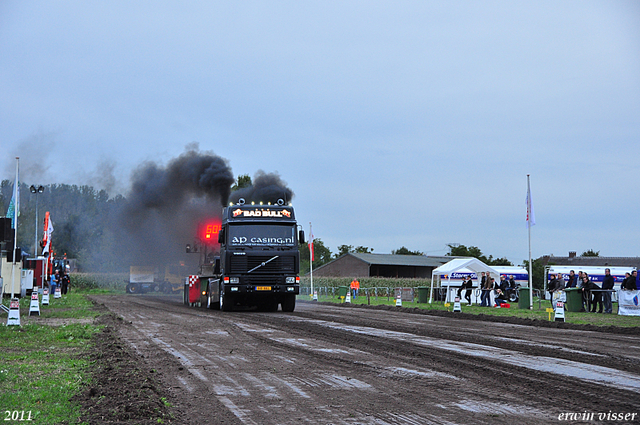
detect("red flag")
[308,224,314,262]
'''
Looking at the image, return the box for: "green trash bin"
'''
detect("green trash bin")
[417,287,429,303]
[338,286,349,299]
[518,287,531,309]
[564,288,582,312]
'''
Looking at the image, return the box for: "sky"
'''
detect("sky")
[1,1,639,265]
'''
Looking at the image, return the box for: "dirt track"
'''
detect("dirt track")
[90,295,640,424]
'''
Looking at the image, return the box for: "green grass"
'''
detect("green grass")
[306,293,640,327]
[0,292,103,424]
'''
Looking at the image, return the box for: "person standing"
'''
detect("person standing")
[566,270,577,288]
[481,275,493,307]
[601,268,614,314]
[582,276,603,313]
[464,276,473,305]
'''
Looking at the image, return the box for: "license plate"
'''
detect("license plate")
[255,286,272,291]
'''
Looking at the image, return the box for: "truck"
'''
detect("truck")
[184,199,304,312]
[126,265,187,294]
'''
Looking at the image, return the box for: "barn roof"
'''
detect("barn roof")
[344,253,454,268]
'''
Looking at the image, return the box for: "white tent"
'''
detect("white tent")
[429,258,501,303]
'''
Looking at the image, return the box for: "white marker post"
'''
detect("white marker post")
[29,290,40,316]
[7,298,21,326]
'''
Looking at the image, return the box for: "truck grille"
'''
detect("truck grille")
[244,275,284,286]
[230,255,296,274]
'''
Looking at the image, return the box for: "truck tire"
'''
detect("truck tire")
[207,283,220,310]
[220,285,233,312]
[183,286,189,305]
[126,283,140,294]
[281,294,296,312]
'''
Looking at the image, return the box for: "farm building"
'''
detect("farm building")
[311,253,454,278]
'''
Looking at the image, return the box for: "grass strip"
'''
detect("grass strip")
[308,294,640,327]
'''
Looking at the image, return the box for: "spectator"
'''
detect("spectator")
[566,270,577,288]
[61,271,70,295]
[549,273,565,309]
[621,272,638,290]
[481,274,493,307]
[508,275,516,289]
[582,276,602,313]
[50,272,58,297]
[464,276,473,305]
[498,275,509,292]
[601,268,614,314]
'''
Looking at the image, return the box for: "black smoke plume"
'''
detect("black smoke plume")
[118,146,295,271]
[229,170,294,205]
[119,145,235,269]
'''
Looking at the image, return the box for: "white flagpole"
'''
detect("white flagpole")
[527,174,533,310]
[309,222,313,298]
[11,157,20,299]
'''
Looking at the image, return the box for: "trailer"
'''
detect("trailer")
[184,199,304,312]
[127,265,187,294]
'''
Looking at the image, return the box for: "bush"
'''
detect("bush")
[70,273,128,292]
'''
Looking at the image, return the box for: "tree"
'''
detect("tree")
[335,245,373,258]
[523,258,545,291]
[392,246,424,256]
[231,174,252,191]
[446,244,513,266]
[581,249,600,257]
[299,238,332,275]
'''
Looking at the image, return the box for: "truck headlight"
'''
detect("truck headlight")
[230,287,239,292]
[287,287,295,292]
[286,277,296,284]
[230,277,240,284]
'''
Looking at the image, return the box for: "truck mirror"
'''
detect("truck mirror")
[214,257,221,275]
[218,228,225,244]
[299,230,305,245]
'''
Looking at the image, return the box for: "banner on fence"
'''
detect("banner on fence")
[618,290,640,316]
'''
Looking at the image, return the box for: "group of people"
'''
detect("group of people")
[548,269,638,314]
[455,272,517,307]
[48,266,71,296]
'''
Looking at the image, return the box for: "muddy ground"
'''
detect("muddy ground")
[83,295,640,424]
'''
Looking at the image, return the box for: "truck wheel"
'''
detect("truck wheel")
[281,294,296,312]
[208,283,221,310]
[509,292,518,302]
[220,286,233,312]
[126,283,140,294]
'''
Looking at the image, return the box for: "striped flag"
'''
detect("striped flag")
[309,224,314,262]
[42,212,54,256]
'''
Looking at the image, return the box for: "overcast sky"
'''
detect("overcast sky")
[1,1,639,264]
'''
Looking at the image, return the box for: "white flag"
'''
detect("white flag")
[526,185,536,228]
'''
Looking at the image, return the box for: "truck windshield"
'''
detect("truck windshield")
[228,224,297,247]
